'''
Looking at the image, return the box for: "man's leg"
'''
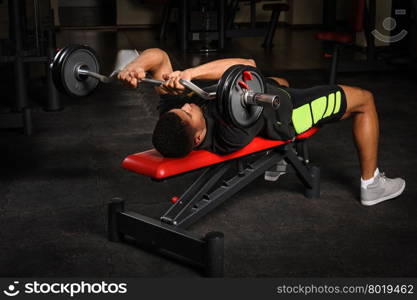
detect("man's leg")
[339,85,405,205]
[339,85,379,180]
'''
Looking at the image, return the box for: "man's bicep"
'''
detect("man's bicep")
[189,58,257,81]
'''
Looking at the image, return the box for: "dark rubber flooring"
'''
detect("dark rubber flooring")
[1,29,417,277]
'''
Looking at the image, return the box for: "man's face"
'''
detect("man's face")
[170,103,206,132]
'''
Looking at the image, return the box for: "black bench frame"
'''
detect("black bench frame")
[107,138,320,277]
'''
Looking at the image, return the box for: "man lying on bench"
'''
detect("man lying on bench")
[118,48,405,206]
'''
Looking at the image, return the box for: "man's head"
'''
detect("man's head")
[152,103,207,157]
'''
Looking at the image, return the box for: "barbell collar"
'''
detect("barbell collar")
[243,91,280,110]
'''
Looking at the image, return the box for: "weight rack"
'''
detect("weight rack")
[1,0,60,135]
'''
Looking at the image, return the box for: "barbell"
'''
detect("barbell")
[50,44,286,128]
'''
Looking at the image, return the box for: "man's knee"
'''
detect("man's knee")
[358,89,375,112]
[247,59,256,67]
[279,78,290,87]
[342,85,375,114]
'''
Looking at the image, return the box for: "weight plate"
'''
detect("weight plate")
[223,66,247,126]
[222,69,237,125]
[217,65,265,128]
[51,44,100,97]
[216,65,246,124]
[51,46,71,95]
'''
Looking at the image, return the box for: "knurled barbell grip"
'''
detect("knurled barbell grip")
[243,91,280,110]
[140,78,164,86]
[77,67,163,85]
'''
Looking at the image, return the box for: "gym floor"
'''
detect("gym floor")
[1,28,417,277]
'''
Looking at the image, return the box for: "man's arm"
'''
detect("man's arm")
[185,58,256,81]
[118,47,256,94]
[162,58,256,94]
[118,48,173,87]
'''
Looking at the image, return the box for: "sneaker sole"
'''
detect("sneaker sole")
[264,175,279,182]
[264,172,286,182]
[361,181,406,206]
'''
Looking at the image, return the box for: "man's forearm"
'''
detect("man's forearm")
[187,58,256,81]
[127,48,169,74]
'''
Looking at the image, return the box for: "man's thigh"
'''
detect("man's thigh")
[284,85,348,134]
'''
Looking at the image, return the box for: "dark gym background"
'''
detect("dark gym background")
[1,0,417,277]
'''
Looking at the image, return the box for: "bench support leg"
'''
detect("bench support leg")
[305,166,321,198]
[108,198,125,242]
[107,206,225,277]
[204,232,224,277]
[285,146,321,198]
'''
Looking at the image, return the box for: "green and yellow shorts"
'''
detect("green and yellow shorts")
[266,79,347,134]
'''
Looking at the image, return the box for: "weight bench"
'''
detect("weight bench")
[107,127,320,277]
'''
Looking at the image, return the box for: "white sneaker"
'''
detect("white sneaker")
[361,172,406,206]
[264,160,287,182]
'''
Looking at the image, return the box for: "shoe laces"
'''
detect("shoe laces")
[379,172,387,182]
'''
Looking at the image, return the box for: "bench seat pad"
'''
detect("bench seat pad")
[122,127,319,179]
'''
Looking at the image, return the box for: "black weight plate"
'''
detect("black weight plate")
[231,66,265,128]
[51,44,100,97]
[223,65,247,126]
[216,64,245,124]
[218,65,265,128]
[62,45,100,97]
[51,46,72,95]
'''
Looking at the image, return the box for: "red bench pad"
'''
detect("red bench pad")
[123,127,319,179]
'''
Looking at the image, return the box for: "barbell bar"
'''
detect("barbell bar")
[50,45,284,128]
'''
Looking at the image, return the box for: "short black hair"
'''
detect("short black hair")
[152,112,195,157]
